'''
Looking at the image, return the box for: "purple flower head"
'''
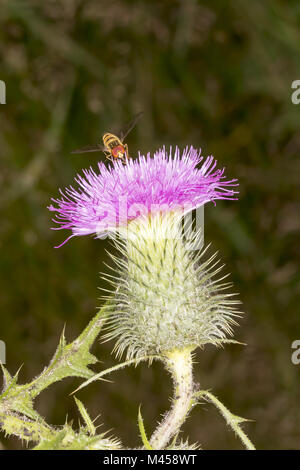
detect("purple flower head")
[49,146,238,247]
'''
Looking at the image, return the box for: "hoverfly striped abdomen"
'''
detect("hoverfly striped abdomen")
[103,133,120,149]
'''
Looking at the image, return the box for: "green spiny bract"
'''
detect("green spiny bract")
[167,438,201,450]
[33,425,122,450]
[104,214,241,360]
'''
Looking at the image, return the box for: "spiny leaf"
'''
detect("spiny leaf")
[0,412,53,443]
[0,365,23,399]
[33,429,67,450]
[33,424,122,450]
[166,438,200,450]
[138,405,152,450]
[48,326,66,367]
[74,397,96,436]
[194,390,255,450]
[1,365,13,392]
[27,305,108,398]
[0,306,109,444]
[10,396,42,421]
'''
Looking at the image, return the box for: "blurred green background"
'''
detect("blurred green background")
[0,0,299,450]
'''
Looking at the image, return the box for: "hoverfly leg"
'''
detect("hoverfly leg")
[124,144,130,161]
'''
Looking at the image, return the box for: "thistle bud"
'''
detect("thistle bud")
[105,213,240,359]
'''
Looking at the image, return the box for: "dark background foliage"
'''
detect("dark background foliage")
[0,0,299,449]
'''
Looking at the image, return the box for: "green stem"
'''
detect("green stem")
[138,406,153,450]
[149,348,194,450]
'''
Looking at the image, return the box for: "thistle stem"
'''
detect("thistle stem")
[150,349,194,450]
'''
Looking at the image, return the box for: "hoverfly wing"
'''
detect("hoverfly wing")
[120,111,143,141]
[71,143,105,154]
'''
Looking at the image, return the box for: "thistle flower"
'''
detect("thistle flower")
[48,145,245,449]
[48,146,237,246]
[49,146,240,359]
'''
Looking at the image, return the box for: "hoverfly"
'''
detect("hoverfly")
[71,112,143,163]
